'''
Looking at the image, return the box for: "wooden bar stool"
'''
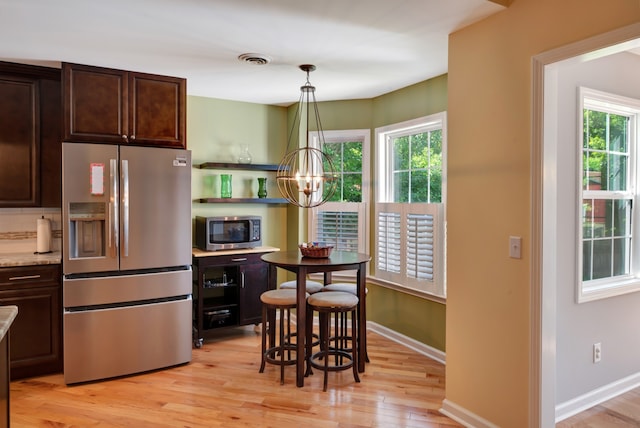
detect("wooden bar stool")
[305,291,360,391]
[280,279,323,347]
[259,289,308,384]
[279,279,324,294]
[322,283,369,363]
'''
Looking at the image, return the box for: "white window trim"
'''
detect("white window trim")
[578,86,640,303]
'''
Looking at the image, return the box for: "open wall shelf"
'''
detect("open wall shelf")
[195,197,287,204]
[196,162,281,171]
[194,162,287,204]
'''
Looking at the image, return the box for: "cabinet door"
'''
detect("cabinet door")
[129,72,186,148]
[0,265,62,379]
[238,261,269,325]
[39,78,62,207]
[0,76,39,207]
[63,63,128,144]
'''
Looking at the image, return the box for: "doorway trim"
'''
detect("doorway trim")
[531,22,640,427]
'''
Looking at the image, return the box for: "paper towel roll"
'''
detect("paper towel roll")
[36,217,51,254]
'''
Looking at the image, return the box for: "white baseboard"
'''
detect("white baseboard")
[555,371,640,422]
[439,399,500,428]
[366,321,446,365]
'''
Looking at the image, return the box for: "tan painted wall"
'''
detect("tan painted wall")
[446,0,640,426]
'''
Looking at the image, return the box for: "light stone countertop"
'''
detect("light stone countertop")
[0,306,18,341]
[0,251,62,267]
[192,246,279,258]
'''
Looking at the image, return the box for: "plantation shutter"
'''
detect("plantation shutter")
[377,211,401,273]
[375,202,445,297]
[406,213,434,281]
[315,211,360,251]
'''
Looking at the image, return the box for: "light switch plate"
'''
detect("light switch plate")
[509,236,522,259]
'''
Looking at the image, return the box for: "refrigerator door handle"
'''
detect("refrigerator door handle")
[122,159,130,257]
[110,159,118,258]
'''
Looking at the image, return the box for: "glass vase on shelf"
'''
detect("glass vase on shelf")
[257,177,267,198]
[220,174,232,198]
[237,144,252,164]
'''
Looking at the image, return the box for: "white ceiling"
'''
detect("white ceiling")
[0,0,504,105]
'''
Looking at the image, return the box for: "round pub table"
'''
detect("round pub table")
[261,250,370,387]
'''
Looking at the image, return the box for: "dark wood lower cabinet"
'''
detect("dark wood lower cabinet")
[0,265,62,380]
[192,250,276,347]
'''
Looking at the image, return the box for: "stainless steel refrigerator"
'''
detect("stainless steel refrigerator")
[62,142,192,384]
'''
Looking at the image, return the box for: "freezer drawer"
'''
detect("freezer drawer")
[63,297,192,384]
[63,268,191,308]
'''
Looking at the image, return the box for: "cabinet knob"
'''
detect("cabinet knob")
[121,135,127,140]
[130,135,135,140]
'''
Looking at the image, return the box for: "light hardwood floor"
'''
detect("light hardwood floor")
[10,326,640,427]
[556,386,640,427]
[10,327,461,427]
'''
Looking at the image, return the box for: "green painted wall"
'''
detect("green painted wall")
[187,95,289,255]
[187,75,449,352]
[312,75,449,351]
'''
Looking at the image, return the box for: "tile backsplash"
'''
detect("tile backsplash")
[0,208,61,253]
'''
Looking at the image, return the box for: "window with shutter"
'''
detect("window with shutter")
[308,130,370,267]
[375,113,447,299]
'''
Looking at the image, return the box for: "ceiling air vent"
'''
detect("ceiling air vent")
[237,53,271,65]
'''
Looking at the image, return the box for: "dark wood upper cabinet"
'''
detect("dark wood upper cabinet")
[0,75,39,207]
[63,63,186,148]
[129,72,185,147]
[62,64,127,144]
[0,61,62,208]
[39,78,62,207]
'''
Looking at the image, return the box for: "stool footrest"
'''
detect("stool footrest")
[264,345,298,367]
[309,349,354,372]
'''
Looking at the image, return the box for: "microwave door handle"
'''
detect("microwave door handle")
[110,158,118,258]
[122,159,129,258]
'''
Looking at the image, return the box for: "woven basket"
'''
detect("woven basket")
[299,245,333,258]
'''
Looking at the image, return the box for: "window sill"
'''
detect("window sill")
[579,278,640,303]
[309,272,446,304]
[309,271,447,305]
[368,276,446,304]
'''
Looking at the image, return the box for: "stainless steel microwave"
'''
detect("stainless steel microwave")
[195,216,262,251]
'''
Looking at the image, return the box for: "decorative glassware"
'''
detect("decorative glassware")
[220,174,232,198]
[257,177,267,198]
[237,144,252,164]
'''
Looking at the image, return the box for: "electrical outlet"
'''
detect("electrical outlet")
[593,342,602,363]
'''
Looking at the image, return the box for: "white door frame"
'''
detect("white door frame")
[531,22,640,427]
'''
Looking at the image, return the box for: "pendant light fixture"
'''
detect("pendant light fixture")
[276,64,337,208]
